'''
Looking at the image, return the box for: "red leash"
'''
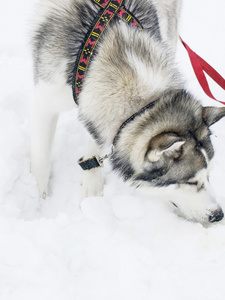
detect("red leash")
[180,37,225,105]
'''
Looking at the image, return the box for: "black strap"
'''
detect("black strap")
[78,156,103,170]
[72,0,142,104]
[113,100,158,145]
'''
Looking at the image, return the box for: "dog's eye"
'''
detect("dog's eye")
[186,181,198,186]
[186,181,204,191]
[172,202,178,208]
[197,183,204,191]
[196,141,203,148]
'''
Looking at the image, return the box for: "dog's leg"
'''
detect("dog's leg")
[31,79,74,198]
[156,0,182,50]
[80,138,105,202]
[31,91,59,198]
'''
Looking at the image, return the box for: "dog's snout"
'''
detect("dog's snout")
[209,208,224,223]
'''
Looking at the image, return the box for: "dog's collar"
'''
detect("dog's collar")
[113,99,158,145]
[72,0,142,104]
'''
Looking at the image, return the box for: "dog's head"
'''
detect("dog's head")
[111,91,225,223]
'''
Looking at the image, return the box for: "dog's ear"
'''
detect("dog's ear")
[147,133,185,162]
[203,106,225,127]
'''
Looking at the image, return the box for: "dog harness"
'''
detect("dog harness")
[75,0,225,171]
[72,0,142,105]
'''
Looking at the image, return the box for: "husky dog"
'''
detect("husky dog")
[31,0,225,223]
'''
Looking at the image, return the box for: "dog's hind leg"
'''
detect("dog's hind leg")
[31,79,74,198]
[156,0,182,50]
[31,90,59,198]
[80,138,105,202]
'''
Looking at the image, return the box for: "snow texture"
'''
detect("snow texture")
[0,0,225,299]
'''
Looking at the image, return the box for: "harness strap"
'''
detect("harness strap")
[181,38,225,105]
[73,0,142,104]
[93,0,142,29]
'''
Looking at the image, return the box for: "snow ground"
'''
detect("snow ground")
[0,0,225,299]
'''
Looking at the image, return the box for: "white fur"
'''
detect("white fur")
[139,179,220,224]
[80,139,105,201]
[32,0,74,35]
[154,0,182,50]
[31,72,74,197]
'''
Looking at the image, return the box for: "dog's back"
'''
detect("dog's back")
[32,0,180,86]
[32,0,182,143]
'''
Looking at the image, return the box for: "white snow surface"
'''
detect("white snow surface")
[0,0,225,299]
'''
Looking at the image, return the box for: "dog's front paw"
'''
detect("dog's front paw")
[80,168,104,202]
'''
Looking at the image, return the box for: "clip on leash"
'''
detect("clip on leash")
[180,37,225,105]
[78,148,113,171]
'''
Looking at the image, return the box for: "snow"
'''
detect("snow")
[0,0,225,299]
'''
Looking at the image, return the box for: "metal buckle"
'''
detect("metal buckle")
[96,155,104,167]
[77,146,114,170]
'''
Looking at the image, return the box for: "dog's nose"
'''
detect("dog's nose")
[208,208,224,223]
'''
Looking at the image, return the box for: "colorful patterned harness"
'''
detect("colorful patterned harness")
[72,0,143,104]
